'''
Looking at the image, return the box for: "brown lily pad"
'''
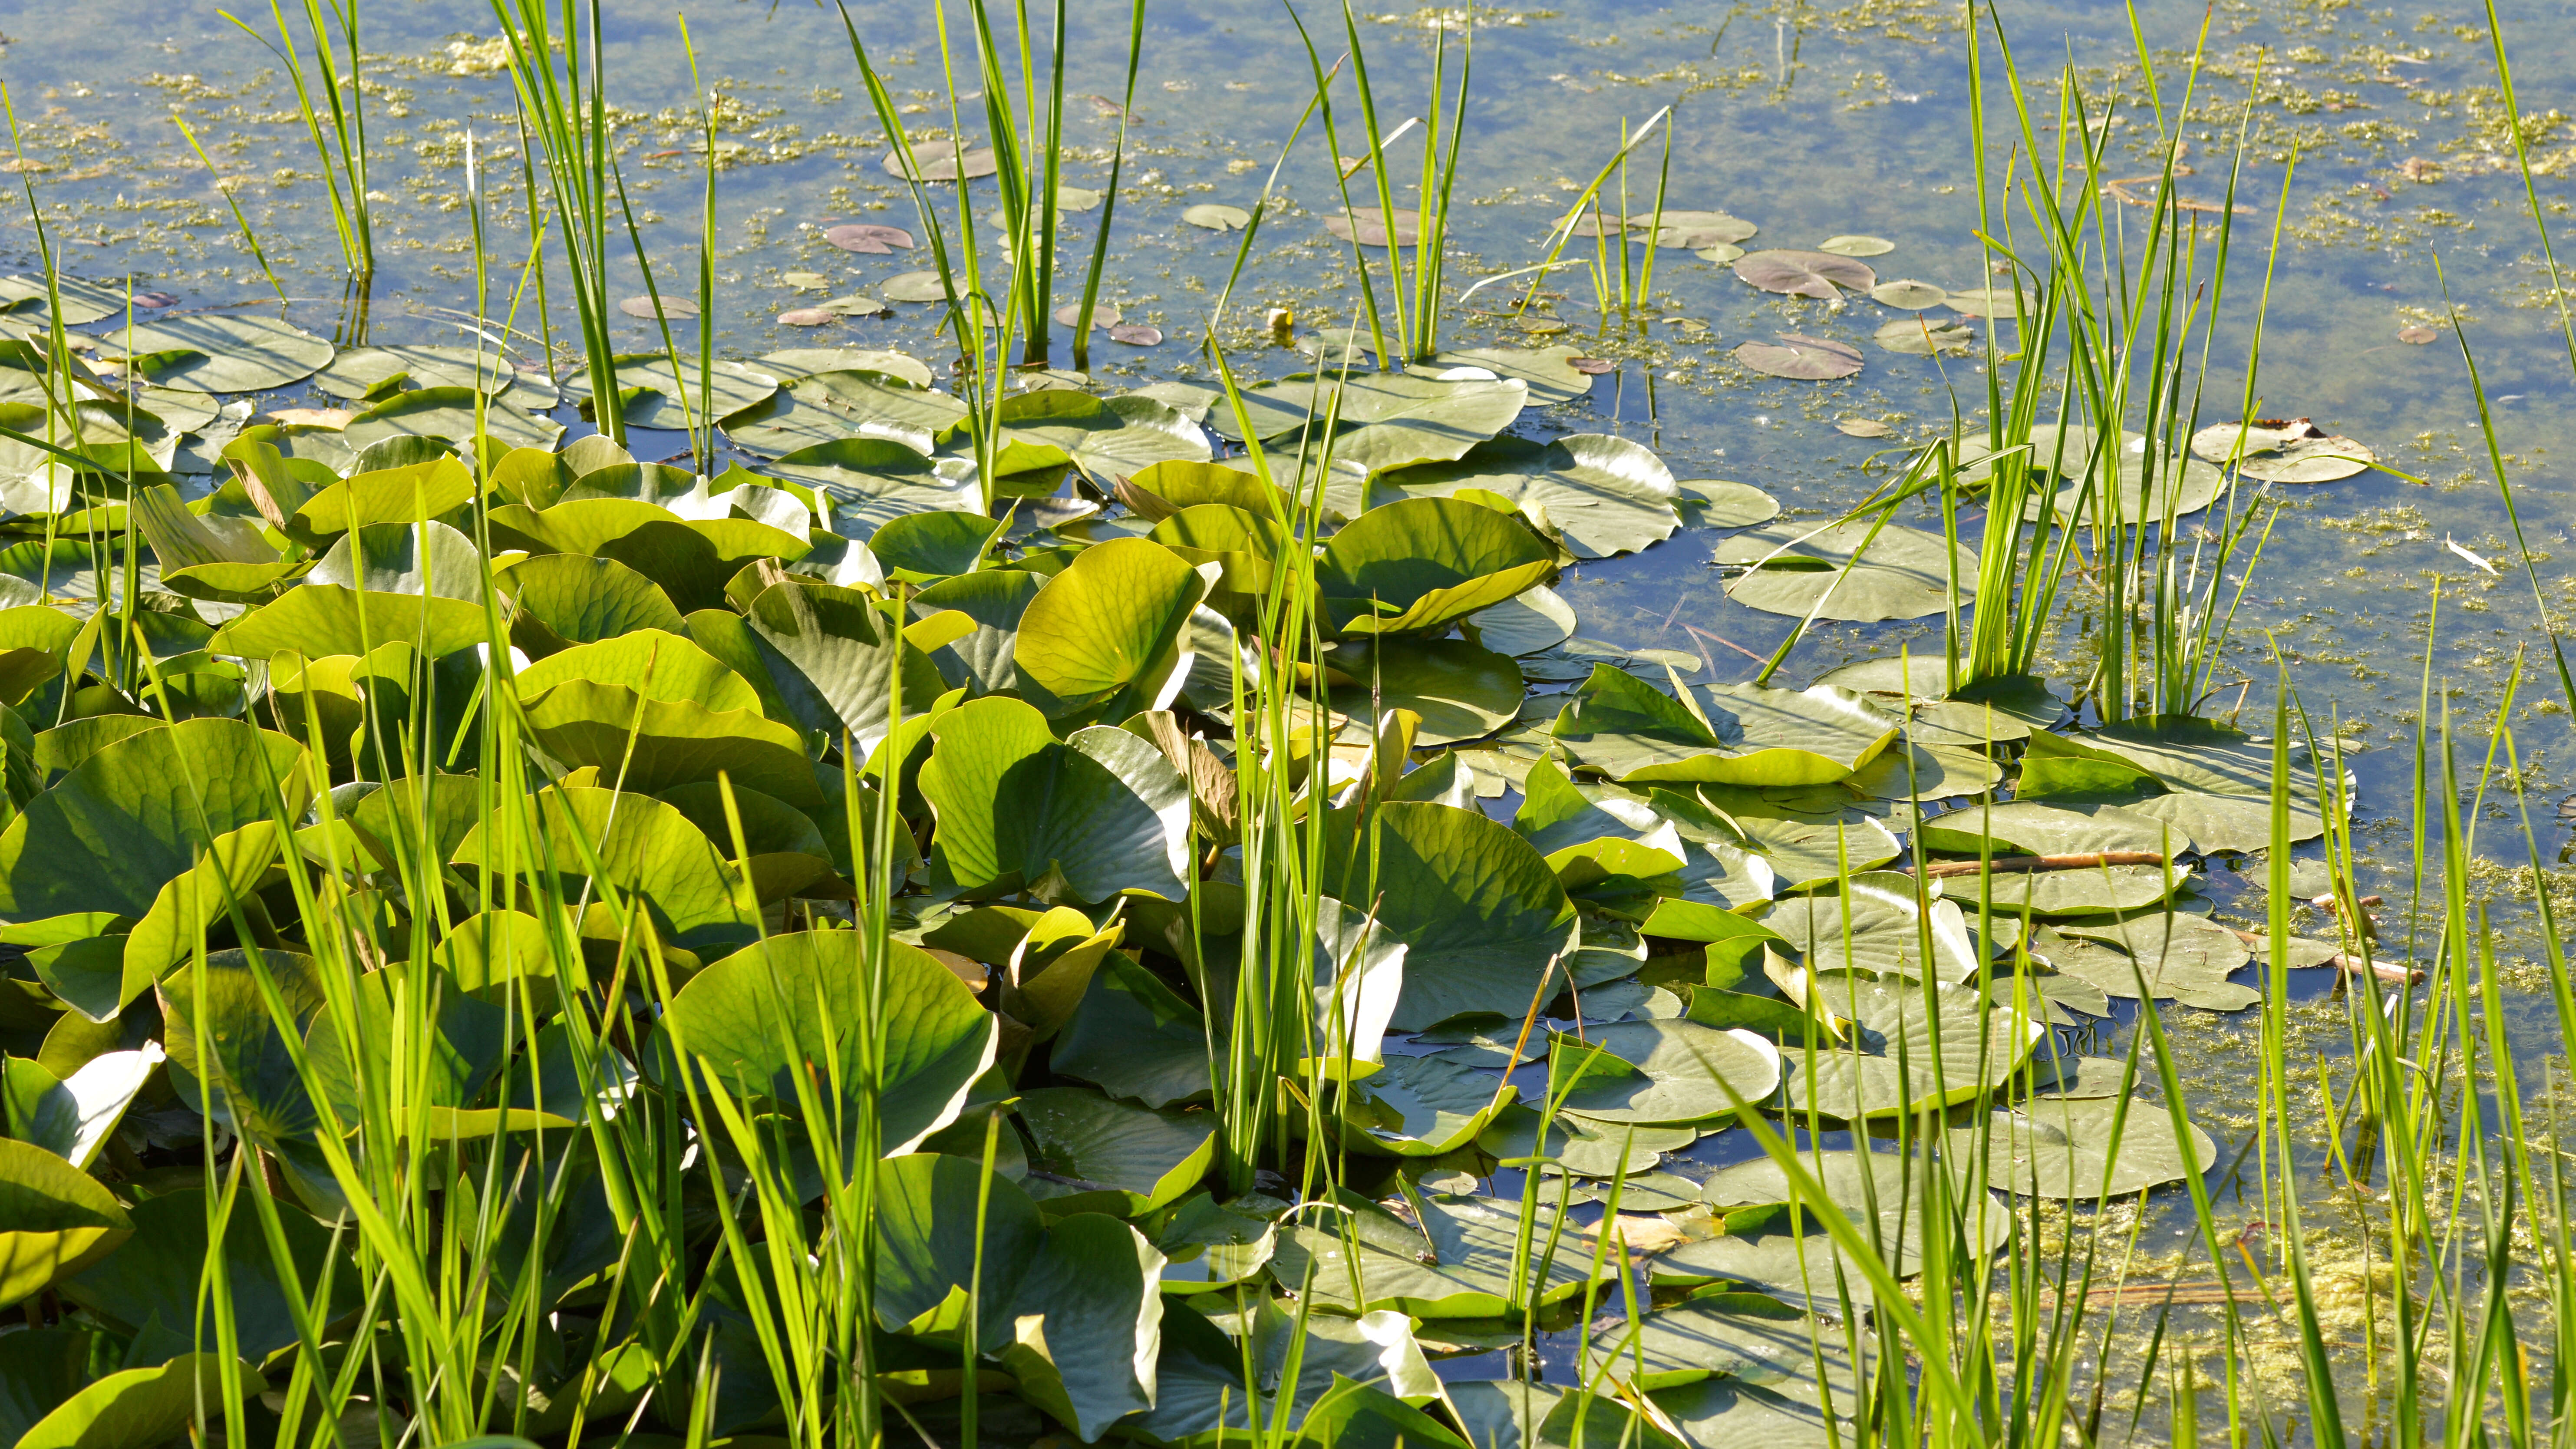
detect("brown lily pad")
[823,223,917,254]
[1874,317,1975,356]
[1735,333,1863,380]
[620,294,699,320]
[1836,418,1893,438]
[1108,323,1164,346]
[1055,302,1122,329]
[778,308,836,327]
[1325,207,1422,246]
[2397,325,2438,344]
[2189,419,2377,482]
[265,406,352,429]
[1733,249,1877,300]
[884,145,999,182]
[1567,357,1616,375]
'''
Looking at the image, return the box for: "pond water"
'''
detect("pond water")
[8,0,2576,1436]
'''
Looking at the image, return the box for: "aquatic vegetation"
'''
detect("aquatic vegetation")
[0,0,2566,1444]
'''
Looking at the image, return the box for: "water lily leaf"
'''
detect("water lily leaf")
[1817,234,1894,256]
[873,1152,1045,1343]
[908,568,1042,696]
[1135,1299,1438,1444]
[2121,789,2324,853]
[1733,250,1877,300]
[921,695,1190,903]
[879,270,953,304]
[1475,1103,1694,1178]
[1778,971,2044,1119]
[3,1047,161,1170]
[1735,335,1862,380]
[1371,434,1680,560]
[1465,584,1577,656]
[0,275,156,325]
[1948,1093,2216,1198]
[0,717,308,923]
[1875,317,1975,355]
[1013,537,1210,723]
[499,553,686,656]
[1325,206,1421,245]
[453,787,758,955]
[2042,914,2256,1011]
[996,1212,1166,1440]
[757,347,935,387]
[340,385,562,453]
[1015,1086,1213,1215]
[739,579,950,754]
[1318,496,1556,636]
[1274,1190,1616,1317]
[1951,864,2190,917]
[766,440,982,540]
[868,509,1002,583]
[315,342,522,400]
[157,946,328,1147]
[1845,739,2001,800]
[1550,669,1900,786]
[211,580,491,660]
[2077,716,2309,799]
[1870,279,1947,309]
[1943,284,2021,318]
[1762,874,1982,984]
[1586,1297,1846,1392]
[663,932,993,1153]
[1338,1051,1510,1155]
[2190,420,2375,482]
[1417,345,1593,407]
[823,222,916,253]
[1550,1018,1781,1126]
[1153,1194,1277,1294]
[112,313,334,392]
[1319,801,1577,1030]
[721,368,961,457]
[1324,636,1524,749]
[1181,203,1251,231]
[1051,951,1213,1108]
[6,1352,261,1449]
[1918,799,2177,858]
[1660,1148,2007,1304]
[2050,449,2227,524]
[0,1139,130,1308]
[522,678,821,807]
[58,1186,353,1361]
[1715,520,1977,623]
[885,144,999,181]
[1452,1381,1685,1449]
[996,390,1210,488]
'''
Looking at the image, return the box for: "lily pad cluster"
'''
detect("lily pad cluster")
[0,285,2323,1449]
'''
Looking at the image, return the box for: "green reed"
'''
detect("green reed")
[221,0,374,281]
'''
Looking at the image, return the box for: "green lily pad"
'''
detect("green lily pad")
[1918,799,2178,858]
[453,787,758,955]
[111,313,335,392]
[1464,584,1577,656]
[995,1211,1168,1440]
[1181,202,1251,231]
[1550,1017,1782,1125]
[1875,317,1976,355]
[1550,667,1901,786]
[661,932,993,1153]
[1948,1093,2216,1198]
[1474,1102,1694,1177]
[0,1139,131,1308]
[1016,1086,1214,1215]
[1817,234,1895,257]
[1051,951,1214,1108]
[1870,279,1948,309]
[1659,1148,2007,1305]
[1317,496,1556,636]
[1339,1052,1511,1156]
[1327,636,1526,747]
[341,385,564,454]
[1134,1298,1439,1443]
[2078,716,2312,799]
[1273,1189,1616,1317]
[1013,537,1210,723]
[722,368,965,457]
[994,390,1211,489]
[1371,434,1680,560]
[1778,971,2044,1119]
[6,1353,259,1449]
[1762,874,1982,984]
[1319,801,1577,1031]
[2190,420,2375,482]
[920,695,1190,903]
[1715,520,1977,622]
[1154,1193,1278,1292]
[2042,913,2256,1011]
[60,1187,355,1360]
[2122,789,2325,853]
[912,568,1044,696]
[1417,345,1595,407]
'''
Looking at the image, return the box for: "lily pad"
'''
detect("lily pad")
[1549,668,1900,786]
[1875,317,1975,355]
[1715,519,1977,623]
[1273,1190,1614,1317]
[885,144,999,181]
[1948,1093,2216,1198]
[111,313,335,392]
[2042,914,2256,1011]
[1465,584,1577,656]
[1015,1086,1214,1215]
[1052,952,1215,1108]
[1135,1299,1438,1442]
[1762,874,1981,984]
[1735,334,1862,381]
[823,222,916,253]
[1870,279,1948,309]
[1319,801,1578,1031]
[1417,345,1595,407]
[1550,1018,1782,1125]
[1817,234,1895,257]
[1327,636,1526,746]
[921,696,1191,902]
[880,271,953,303]
[1325,207,1421,246]
[722,368,965,457]
[1317,496,1556,636]
[2189,420,2375,482]
[1733,251,1877,300]
[1181,203,1251,231]
[1371,434,1680,560]
[1777,971,2045,1119]
[0,1139,132,1308]
[1339,1052,1511,1156]
[1661,1148,2008,1300]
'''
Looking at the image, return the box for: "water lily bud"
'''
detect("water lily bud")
[1265,307,1294,345]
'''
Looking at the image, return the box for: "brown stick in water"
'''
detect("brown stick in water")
[1908,850,2167,879]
